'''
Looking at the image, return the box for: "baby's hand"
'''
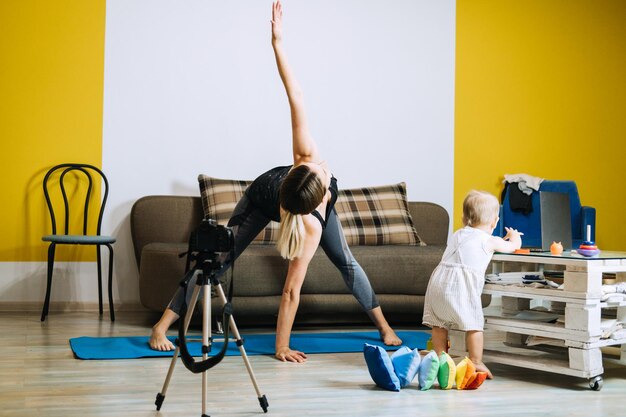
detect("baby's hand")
[504,227,523,241]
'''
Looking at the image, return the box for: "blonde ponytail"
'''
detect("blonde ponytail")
[277,211,305,260]
[276,164,326,260]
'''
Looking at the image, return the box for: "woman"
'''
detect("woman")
[150,1,402,363]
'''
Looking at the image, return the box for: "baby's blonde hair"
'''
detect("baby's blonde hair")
[462,190,499,227]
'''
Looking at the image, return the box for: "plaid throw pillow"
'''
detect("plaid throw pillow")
[335,183,423,246]
[198,175,278,244]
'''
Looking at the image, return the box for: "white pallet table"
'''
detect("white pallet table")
[480,251,626,390]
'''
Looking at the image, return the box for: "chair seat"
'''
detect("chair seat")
[42,234,116,244]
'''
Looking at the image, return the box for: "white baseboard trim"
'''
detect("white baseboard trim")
[0,261,141,306]
[0,301,145,312]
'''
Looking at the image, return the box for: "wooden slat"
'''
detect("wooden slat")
[484,317,600,342]
[483,349,602,378]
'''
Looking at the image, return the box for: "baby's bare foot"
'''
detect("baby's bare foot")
[380,327,402,346]
[473,361,493,379]
[149,326,175,351]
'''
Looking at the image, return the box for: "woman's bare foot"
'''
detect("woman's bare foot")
[366,307,402,346]
[149,325,175,351]
[473,361,493,379]
[148,308,179,351]
[380,326,402,346]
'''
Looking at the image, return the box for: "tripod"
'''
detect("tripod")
[155,254,269,417]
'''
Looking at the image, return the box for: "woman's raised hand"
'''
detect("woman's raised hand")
[271,1,283,43]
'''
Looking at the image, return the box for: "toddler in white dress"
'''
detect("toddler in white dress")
[422,190,523,378]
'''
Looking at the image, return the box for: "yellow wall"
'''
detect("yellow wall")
[455,0,626,250]
[0,0,106,261]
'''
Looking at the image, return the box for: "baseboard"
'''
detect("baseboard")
[0,301,145,312]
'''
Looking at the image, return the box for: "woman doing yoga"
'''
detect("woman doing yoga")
[149,0,402,362]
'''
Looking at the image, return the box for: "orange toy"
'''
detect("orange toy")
[550,241,563,255]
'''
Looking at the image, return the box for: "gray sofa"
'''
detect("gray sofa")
[130,196,450,326]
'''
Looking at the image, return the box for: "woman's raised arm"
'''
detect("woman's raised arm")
[271,0,319,164]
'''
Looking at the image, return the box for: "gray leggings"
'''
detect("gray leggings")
[167,194,379,314]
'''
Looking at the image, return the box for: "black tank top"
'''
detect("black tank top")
[245,165,338,227]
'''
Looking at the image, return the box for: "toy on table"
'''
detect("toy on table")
[550,241,563,255]
[577,225,600,257]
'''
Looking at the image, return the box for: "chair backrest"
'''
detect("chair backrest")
[43,163,109,236]
[497,180,584,248]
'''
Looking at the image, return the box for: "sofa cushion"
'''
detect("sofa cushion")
[139,242,189,311]
[232,245,444,297]
[139,242,234,312]
[336,183,423,246]
[198,175,278,244]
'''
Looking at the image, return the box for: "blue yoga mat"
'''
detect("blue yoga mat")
[69,330,429,360]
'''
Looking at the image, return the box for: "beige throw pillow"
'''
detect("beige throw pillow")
[336,182,423,246]
[198,175,277,244]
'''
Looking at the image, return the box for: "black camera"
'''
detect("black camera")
[188,218,234,254]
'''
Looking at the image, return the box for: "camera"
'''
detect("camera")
[188,218,234,254]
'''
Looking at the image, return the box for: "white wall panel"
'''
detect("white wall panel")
[102,0,456,305]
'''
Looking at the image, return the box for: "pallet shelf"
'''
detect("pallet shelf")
[477,252,626,390]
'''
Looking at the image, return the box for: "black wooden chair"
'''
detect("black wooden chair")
[41,163,116,321]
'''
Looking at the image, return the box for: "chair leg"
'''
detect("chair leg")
[96,245,103,316]
[41,243,56,322]
[106,244,115,321]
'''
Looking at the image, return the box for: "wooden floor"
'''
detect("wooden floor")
[2,310,626,417]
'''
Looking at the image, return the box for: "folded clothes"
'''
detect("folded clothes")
[513,310,560,323]
[601,293,626,303]
[485,272,526,284]
[503,174,544,194]
[526,335,565,347]
[522,275,560,288]
[601,320,623,339]
[602,282,626,294]
[610,329,626,340]
[485,273,561,289]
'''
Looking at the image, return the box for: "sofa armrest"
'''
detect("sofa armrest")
[408,202,449,246]
[130,195,204,267]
